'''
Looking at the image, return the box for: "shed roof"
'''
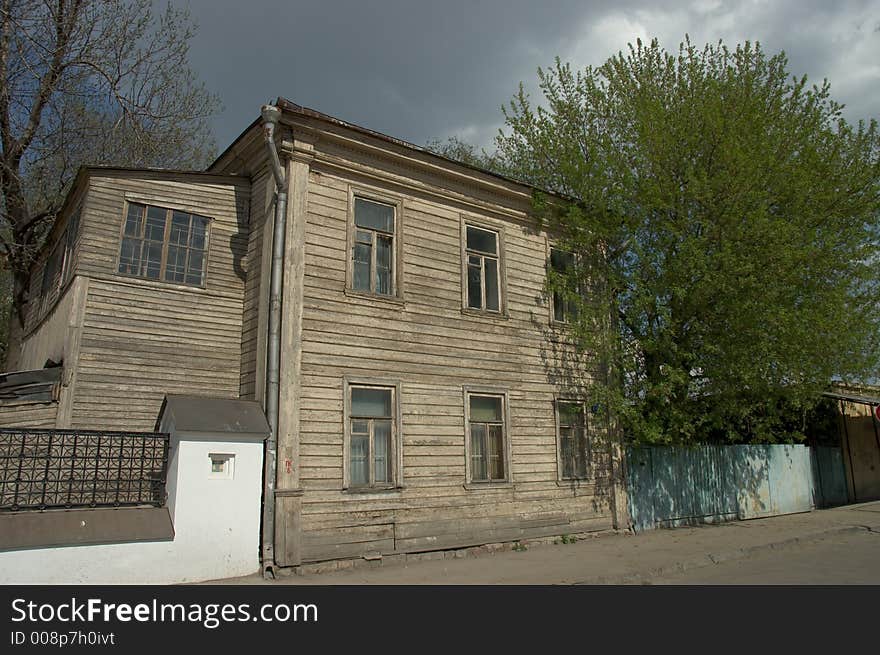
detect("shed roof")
[822,390,880,407]
[156,395,270,439]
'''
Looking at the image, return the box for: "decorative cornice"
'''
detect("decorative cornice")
[282,121,533,224]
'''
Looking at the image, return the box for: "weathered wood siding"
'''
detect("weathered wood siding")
[239,169,271,402]
[21,184,87,337]
[0,402,58,428]
[292,147,613,562]
[18,280,79,372]
[68,171,251,431]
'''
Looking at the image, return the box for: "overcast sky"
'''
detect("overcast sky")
[181,0,880,152]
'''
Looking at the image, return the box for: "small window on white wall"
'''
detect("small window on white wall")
[209,453,235,479]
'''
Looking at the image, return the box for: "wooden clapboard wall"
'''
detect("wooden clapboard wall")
[242,113,618,563]
[66,170,252,431]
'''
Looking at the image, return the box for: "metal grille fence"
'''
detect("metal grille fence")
[0,429,169,511]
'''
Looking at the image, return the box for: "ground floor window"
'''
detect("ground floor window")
[557,400,589,479]
[465,390,509,483]
[344,380,400,489]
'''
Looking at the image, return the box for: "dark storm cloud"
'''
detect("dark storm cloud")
[183,0,880,151]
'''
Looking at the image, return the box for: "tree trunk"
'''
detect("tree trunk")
[3,290,24,372]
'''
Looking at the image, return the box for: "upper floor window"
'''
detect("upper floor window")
[35,204,81,319]
[61,206,81,287]
[351,197,395,296]
[118,202,210,287]
[465,224,501,312]
[556,400,589,480]
[550,248,579,324]
[40,238,65,299]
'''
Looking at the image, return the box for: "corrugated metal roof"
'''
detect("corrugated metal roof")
[157,395,270,437]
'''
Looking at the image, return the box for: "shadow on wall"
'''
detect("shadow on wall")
[529,283,615,516]
[229,185,250,283]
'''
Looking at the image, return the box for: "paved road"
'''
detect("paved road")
[651,528,880,584]
[215,501,880,585]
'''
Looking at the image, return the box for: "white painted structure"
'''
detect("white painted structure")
[0,397,266,584]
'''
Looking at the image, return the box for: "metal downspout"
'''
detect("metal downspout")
[260,104,286,579]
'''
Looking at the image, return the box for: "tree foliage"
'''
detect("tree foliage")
[0,0,220,364]
[495,38,880,444]
[424,135,505,175]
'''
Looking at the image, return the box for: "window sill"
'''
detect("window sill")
[460,308,509,321]
[344,288,406,307]
[462,481,513,491]
[111,272,209,294]
[343,485,404,495]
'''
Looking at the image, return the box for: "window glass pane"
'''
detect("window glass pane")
[125,204,143,236]
[354,198,394,233]
[559,402,584,426]
[484,257,499,311]
[553,291,566,322]
[170,212,191,246]
[144,241,162,279]
[374,420,391,484]
[488,424,505,479]
[351,387,392,417]
[351,433,369,486]
[467,226,496,254]
[62,208,80,283]
[376,235,392,295]
[185,250,205,286]
[41,240,65,297]
[118,237,142,275]
[574,434,587,478]
[353,260,370,291]
[561,429,574,478]
[353,236,371,291]
[165,245,186,282]
[467,260,482,308]
[550,248,574,272]
[470,423,487,481]
[191,216,208,250]
[470,395,502,422]
[145,206,166,241]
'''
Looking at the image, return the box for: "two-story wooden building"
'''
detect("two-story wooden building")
[2,99,627,570]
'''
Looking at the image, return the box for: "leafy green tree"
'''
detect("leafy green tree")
[424,135,505,175]
[496,38,880,444]
[0,0,220,368]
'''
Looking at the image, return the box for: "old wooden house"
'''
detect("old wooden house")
[2,99,627,572]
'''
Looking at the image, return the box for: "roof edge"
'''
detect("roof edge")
[274,97,535,192]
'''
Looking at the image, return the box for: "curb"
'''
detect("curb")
[573,524,869,584]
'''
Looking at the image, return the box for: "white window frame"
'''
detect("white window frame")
[555,399,591,481]
[463,386,512,486]
[343,377,403,491]
[461,217,506,315]
[346,186,405,302]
